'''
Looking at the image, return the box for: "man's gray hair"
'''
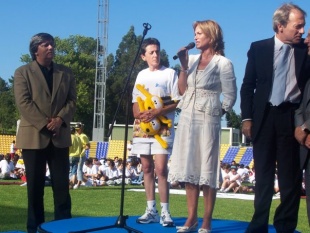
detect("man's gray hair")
[273,3,306,33]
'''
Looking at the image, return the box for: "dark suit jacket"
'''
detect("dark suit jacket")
[240,37,308,142]
[14,61,76,149]
[295,79,310,169]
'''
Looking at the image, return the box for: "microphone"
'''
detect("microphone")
[173,42,195,60]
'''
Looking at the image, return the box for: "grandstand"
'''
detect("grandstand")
[219,144,230,161]
[239,147,254,167]
[0,134,17,155]
[222,146,239,164]
[85,141,254,167]
[234,146,247,163]
[221,146,253,167]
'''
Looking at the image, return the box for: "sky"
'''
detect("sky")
[1,0,310,115]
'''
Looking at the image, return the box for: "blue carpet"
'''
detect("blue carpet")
[3,216,298,233]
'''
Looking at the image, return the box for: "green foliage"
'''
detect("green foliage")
[225,109,242,142]
[20,54,32,63]
[53,35,97,136]
[225,109,242,129]
[0,77,18,133]
[0,184,308,232]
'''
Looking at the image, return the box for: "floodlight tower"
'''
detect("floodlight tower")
[92,0,109,141]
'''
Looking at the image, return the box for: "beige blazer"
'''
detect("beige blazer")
[14,61,76,149]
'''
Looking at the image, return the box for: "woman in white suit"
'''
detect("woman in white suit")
[168,20,237,233]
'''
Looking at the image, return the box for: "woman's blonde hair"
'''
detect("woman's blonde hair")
[193,20,225,56]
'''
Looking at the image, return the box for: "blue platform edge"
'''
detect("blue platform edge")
[2,216,299,233]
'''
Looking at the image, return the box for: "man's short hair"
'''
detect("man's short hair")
[140,37,160,55]
[29,33,55,60]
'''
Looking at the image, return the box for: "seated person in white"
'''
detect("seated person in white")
[248,166,255,184]
[0,153,15,179]
[99,158,108,167]
[220,163,231,188]
[105,160,121,185]
[82,158,99,186]
[117,163,123,176]
[219,166,241,193]
[237,164,249,182]
[123,161,139,185]
[96,159,113,186]
[98,161,108,176]
[125,161,139,180]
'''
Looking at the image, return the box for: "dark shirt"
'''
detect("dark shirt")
[37,61,54,93]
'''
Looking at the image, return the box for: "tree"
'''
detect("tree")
[105,26,170,136]
[225,109,242,142]
[0,77,17,133]
[53,36,97,137]
[225,109,242,129]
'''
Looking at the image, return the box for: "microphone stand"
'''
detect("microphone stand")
[69,23,152,233]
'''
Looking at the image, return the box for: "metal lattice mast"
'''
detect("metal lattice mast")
[92,0,109,141]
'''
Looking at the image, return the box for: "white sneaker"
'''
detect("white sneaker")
[160,210,174,227]
[20,182,27,186]
[73,184,79,189]
[136,208,160,224]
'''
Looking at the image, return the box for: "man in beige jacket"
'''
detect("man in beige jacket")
[14,32,76,233]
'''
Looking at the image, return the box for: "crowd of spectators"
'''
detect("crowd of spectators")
[0,153,25,180]
[2,151,307,198]
[216,160,308,197]
[68,156,144,188]
[218,161,256,194]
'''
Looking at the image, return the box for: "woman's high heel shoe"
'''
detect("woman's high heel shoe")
[198,228,212,233]
[176,221,198,232]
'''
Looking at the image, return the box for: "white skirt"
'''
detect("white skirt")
[168,100,220,188]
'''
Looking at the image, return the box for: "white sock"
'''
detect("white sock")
[147,200,156,211]
[160,202,169,212]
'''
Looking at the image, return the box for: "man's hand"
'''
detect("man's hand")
[46,117,63,136]
[242,120,252,140]
[304,135,310,149]
[294,126,307,145]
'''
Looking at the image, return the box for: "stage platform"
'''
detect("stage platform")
[2,216,301,233]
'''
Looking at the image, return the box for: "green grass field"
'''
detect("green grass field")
[0,184,308,232]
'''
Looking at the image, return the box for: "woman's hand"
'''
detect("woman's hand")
[177,48,189,70]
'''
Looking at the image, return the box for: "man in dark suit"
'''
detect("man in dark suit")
[295,29,310,226]
[14,33,76,233]
[240,4,308,233]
